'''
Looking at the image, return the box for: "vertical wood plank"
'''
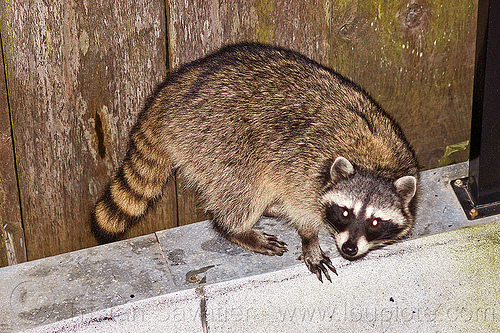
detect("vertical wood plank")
[322,0,476,168]
[167,0,475,225]
[166,0,328,225]
[167,0,224,225]
[0,0,176,260]
[166,0,334,225]
[0,34,26,267]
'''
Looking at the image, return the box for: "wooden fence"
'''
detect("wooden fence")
[0,0,477,266]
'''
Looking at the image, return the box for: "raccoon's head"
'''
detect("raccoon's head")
[321,157,417,260]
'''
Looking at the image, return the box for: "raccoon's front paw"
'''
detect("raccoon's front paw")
[259,232,288,256]
[304,249,337,283]
[226,230,288,256]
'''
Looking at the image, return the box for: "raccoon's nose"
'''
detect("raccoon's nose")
[341,242,358,257]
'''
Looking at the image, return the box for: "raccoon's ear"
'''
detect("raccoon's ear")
[394,176,417,206]
[330,157,355,182]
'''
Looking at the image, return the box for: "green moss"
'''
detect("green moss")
[449,222,500,331]
[255,0,276,43]
[329,0,477,76]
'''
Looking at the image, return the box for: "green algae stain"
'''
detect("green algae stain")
[448,221,500,331]
[255,0,276,43]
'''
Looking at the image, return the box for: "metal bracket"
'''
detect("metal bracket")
[451,177,500,220]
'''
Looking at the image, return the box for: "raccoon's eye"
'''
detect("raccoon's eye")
[341,209,350,219]
[371,218,380,228]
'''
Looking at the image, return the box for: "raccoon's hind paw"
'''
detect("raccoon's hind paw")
[304,250,337,283]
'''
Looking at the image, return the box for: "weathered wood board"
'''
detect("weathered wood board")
[0,0,176,260]
[167,0,476,225]
[0,38,26,267]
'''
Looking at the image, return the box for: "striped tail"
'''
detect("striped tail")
[91,122,173,244]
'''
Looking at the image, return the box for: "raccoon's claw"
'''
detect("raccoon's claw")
[305,251,337,283]
[318,263,331,283]
[261,232,288,256]
[322,255,337,275]
[227,230,288,256]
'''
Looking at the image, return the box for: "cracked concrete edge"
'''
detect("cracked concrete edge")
[20,287,204,333]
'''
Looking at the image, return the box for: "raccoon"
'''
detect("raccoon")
[92,42,418,282]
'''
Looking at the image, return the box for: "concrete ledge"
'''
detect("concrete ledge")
[203,221,500,332]
[1,162,499,332]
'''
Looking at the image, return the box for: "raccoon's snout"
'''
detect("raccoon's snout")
[341,242,358,257]
[335,231,370,260]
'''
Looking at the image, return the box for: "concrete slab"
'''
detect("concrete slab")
[156,217,336,289]
[0,234,175,332]
[21,288,203,333]
[203,220,500,332]
[155,162,489,289]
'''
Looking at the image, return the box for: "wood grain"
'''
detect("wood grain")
[0,36,26,267]
[0,0,176,260]
[322,0,476,168]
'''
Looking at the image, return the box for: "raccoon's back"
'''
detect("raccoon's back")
[149,43,416,181]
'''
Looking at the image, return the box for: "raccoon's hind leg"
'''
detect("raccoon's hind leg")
[92,128,173,244]
[211,203,288,256]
